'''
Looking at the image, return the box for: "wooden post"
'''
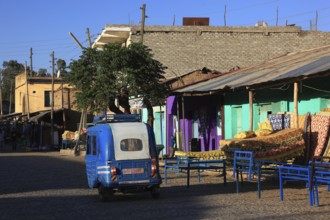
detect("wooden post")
[24,62,30,119]
[140,4,146,43]
[51,51,55,146]
[176,96,181,150]
[276,6,279,26]
[182,96,186,151]
[9,80,13,113]
[69,32,84,49]
[249,90,254,131]
[86,28,92,48]
[74,109,84,155]
[294,81,299,128]
[30,48,33,76]
[224,5,227,26]
[315,10,318,31]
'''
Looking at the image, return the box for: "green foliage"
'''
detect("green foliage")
[37,68,48,76]
[56,59,67,77]
[66,43,169,115]
[1,60,24,101]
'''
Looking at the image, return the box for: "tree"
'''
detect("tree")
[37,68,47,76]
[56,59,67,77]
[66,42,169,126]
[1,60,24,101]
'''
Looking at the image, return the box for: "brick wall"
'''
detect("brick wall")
[129,26,330,79]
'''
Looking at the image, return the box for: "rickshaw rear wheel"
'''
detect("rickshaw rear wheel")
[150,185,160,199]
[98,185,113,202]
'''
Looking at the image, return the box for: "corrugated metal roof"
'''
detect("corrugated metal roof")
[175,45,330,94]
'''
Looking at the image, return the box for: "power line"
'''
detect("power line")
[0,34,85,45]
[237,4,330,27]
[182,0,278,15]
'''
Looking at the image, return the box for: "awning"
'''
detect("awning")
[28,111,51,123]
[174,45,330,95]
[92,26,132,49]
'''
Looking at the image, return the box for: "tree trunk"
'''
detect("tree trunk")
[143,98,154,127]
[118,92,130,114]
[108,98,123,114]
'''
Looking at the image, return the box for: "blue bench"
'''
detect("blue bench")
[310,156,330,206]
[164,156,193,181]
[279,156,330,206]
[233,150,287,198]
[279,165,316,206]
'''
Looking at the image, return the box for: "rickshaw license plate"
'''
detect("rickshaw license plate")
[122,168,145,175]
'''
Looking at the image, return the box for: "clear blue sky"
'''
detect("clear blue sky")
[1,0,330,74]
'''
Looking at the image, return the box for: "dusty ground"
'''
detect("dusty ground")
[0,151,329,220]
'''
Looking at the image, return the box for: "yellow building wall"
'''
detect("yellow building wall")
[15,72,73,114]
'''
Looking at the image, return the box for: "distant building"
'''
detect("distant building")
[14,72,77,114]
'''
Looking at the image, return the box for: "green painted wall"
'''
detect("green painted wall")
[142,106,167,155]
[289,98,327,114]
[224,76,330,139]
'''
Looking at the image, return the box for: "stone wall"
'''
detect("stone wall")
[129,26,330,79]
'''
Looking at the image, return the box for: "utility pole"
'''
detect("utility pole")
[224,4,227,26]
[86,28,92,48]
[69,31,86,155]
[30,48,33,76]
[51,51,55,146]
[24,62,30,119]
[140,4,146,43]
[173,15,176,26]
[315,10,318,31]
[9,80,13,113]
[69,32,84,49]
[276,6,279,26]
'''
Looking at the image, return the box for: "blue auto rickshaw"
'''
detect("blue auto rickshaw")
[85,114,162,201]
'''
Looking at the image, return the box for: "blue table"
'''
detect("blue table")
[164,156,227,188]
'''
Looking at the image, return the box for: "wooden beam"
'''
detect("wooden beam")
[249,90,254,131]
[176,96,181,150]
[25,62,30,119]
[182,96,186,151]
[294,81,299,128]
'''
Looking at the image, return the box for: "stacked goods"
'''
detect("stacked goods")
[255,118,273,137]
[175,149,225,160]
[221,128,305,162]
[234,131,255,139]
[62,131,76,140]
